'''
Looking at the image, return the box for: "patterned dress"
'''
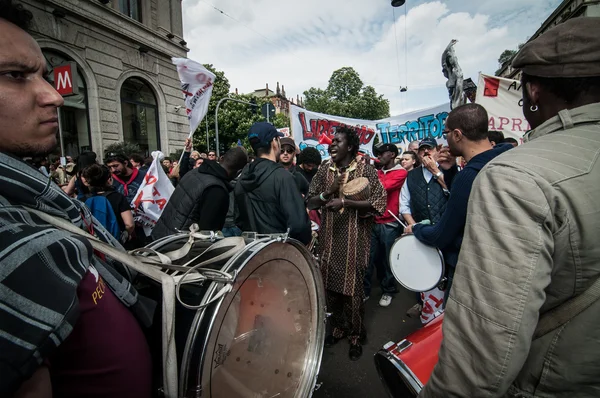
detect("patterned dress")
[309,159,387,297]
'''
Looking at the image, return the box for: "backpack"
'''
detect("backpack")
[84,192,121,241]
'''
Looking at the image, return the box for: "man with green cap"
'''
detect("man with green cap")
[420,17,600,398]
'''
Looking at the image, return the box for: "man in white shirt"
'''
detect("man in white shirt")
[399,137,458,317]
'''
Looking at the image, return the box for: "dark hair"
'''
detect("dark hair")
[0,0,33,31]
[446,103,489,141]
[222,146,248,172]
[163,157,172,163]
[335,126,360,158]
[81,164,112,192]
[502,137,519,145]
[298,147,322,166]
[252,139,273,158]
[143,156,153,166]
[74,151,97,176]
[522,73,600,106]
[104,152,128,165]
[487,130,505,144]
[129,153,144,164]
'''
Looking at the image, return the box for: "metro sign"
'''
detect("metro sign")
[54,62,79,96]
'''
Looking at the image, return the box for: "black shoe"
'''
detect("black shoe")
[349,343,362,361]
[325,335,341,347]
[359,330,368,345]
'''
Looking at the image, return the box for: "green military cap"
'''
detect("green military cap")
[512,17,600,78]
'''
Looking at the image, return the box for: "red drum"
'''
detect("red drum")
[374,313,444,397]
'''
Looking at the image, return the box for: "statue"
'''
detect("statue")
[442,39,466,109]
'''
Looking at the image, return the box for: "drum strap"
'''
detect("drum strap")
[28,209,179,398]
[534,275,600,339]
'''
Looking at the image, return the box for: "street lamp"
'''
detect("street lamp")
[391,0,406,6]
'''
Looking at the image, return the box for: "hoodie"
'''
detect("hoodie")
[375,164,408,224]
[152,160,231,240]
[413,144,513,267]
[234,158,311,245]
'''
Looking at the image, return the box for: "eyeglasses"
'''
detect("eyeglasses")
[442,130,450,140]
[208,153,216,157]
[280,148,295,154]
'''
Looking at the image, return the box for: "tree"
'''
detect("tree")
[104,142,141,157]
[303,67,390,120]
[495,43,525,76]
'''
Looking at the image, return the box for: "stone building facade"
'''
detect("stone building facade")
[21,0,189,160]
[497,0,600,79]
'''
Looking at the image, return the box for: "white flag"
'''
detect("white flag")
[172,57,216,137]
[131,151,175,236]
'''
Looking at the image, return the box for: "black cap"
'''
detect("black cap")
[248,122,284,149]
[418,137,438,149]
[377,143,399,157]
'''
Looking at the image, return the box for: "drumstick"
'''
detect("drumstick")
[387,210,409,229]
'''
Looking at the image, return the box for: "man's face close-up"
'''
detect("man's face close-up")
[0,19,64,157]
[280,144,295,165]
[208,152,216,160]
[418,145,438,163]
[106,160,126,177]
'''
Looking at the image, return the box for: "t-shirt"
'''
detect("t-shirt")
[48,267,152,398]
[103,191,132,232]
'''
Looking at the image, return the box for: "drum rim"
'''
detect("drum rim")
[374,349,423,396]
[182,238,326,398]
[388,234,445,292]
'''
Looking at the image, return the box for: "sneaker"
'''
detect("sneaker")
[379,294,392,307]
[363,295,370,303]
[406,303,422,318]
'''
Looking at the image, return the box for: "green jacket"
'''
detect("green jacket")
[420,102,600,398]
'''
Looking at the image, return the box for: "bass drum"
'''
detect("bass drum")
[144,233,326,398]
[374,313,444,397]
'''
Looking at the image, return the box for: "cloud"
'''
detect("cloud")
[182,0,562,117]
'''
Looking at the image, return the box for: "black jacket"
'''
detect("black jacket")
[234,158,311,245]
[287,165,310,197]
[152,160,230,240]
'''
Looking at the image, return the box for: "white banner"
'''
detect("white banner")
[277,127,291,137]
[475,73,530,143]
[172,58,216,137]
[131,151,175,237]
[290,104,450,160]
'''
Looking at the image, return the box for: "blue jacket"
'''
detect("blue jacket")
[413,144,513,267]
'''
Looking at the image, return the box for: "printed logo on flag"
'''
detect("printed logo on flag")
[483,77,500,97]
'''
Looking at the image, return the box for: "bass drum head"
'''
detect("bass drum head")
[190,239,325,398]
[389,235,444,292]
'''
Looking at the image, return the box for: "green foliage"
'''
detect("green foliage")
[303,67,390,120]
[495,43,525,76]
[104,142,141,157]
[191,64,287,155]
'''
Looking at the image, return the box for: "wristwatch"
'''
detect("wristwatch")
[433,171,443,180]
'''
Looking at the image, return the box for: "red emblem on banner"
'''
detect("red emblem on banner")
[483,77,500,97]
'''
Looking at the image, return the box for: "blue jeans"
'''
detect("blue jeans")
[364,223,401,297]
[222,226,242,237]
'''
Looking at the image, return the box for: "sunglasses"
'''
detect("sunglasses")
[208,153,216,157]
[280,148,295,154]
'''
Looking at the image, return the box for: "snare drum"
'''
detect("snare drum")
[144,232,326,398]
[389,235,445,292]
[374,312,444,397]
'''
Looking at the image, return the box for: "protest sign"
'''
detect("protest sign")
[291,104,450,160]
[476,73,530,142]
[131,151,174,236]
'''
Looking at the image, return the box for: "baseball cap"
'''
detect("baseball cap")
[376,143,399,157]
[280,137,295,148]
[248,122,284,149]
[418,137,438,149]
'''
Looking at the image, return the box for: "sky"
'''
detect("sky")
[182,0,562,117]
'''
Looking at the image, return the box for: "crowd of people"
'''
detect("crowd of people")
[0,1,599,397]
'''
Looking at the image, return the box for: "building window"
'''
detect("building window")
[119,0,142,22]
[121,77,160,155]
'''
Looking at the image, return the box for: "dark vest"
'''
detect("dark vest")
[407,167,448,225]
[151,170,227,240]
